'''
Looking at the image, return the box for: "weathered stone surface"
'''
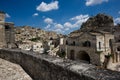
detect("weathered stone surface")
[80,13,114,32]
[0,58,32,80]
[0,49,120,80]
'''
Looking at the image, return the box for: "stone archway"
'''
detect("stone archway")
[77,51,90,63]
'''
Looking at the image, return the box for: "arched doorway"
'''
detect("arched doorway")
[77,51,90,63]
[70,50,75,60]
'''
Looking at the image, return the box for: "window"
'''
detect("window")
[66,41,68,45]
[50,37,53,40]
[37,46,39,48]
[73,41,75,46]
[99,42,101,49]
[117,46,120,51]
[5,25,10,29]
[118,35,120,42]
[109,39,112,48]
[83,41,91,47]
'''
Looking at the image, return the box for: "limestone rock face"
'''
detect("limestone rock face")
[80,13,114,32]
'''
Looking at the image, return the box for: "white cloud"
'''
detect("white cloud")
[53,28,65,33]
[71,14,89,21]
[64,22,73,28]
[36,1,59,12]
[114,18,120,25]
[118,11,120,14]
[44,14,89,34]
[45,24,51,30]
[64,28,70,31]
[33,13,39,16]
[55,24,64,29]
[85,0,109,6]
[5,13,11,18]
[44,18,53,24]
[70,14,89,27]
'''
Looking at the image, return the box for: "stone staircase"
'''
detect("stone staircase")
[48,46,59,56]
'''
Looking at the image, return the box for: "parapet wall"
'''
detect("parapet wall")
[0,49,120,80]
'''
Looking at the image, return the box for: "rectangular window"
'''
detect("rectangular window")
[99,42,101,50]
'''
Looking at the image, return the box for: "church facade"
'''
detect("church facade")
[60,14,120,71]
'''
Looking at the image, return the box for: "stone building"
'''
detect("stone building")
[65,31,114,65]
[18,40,45,53]
[32,42,44,53]
[0,11,6,48]
[60,14,120,71]
[0,11,16,48]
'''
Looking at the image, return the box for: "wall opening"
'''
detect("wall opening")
[109,39,112,48]
[70,50,75,60]
[117,46,120,51]
[99,42,101,49]
[66,40,68,45]
[83,41,91,47]
[77,51,90,63]
[5,25,11,29]
[72,41,75,46]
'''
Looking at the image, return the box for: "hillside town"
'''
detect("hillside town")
[0,11,120,72]
[14,26,62,54]
[1,0,120,79]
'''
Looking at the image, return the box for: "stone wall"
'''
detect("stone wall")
[0,49,120,80]
[66,45,100,65]
[0,12,6,48]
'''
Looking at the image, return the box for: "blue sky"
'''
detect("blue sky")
[0,0,120,34]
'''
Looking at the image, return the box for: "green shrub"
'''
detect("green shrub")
[57,51,66,58]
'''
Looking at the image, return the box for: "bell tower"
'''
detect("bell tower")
[0,11,6,48]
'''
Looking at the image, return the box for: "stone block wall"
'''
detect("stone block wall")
[0,49,120,80]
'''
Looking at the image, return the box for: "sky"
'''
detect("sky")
[0,0,120,34]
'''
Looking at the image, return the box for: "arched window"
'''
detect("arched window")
[83,41,91,47]
[50,37,53,40]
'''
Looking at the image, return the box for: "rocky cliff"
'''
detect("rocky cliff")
[69,13,115,36]
[80,13,114,32]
